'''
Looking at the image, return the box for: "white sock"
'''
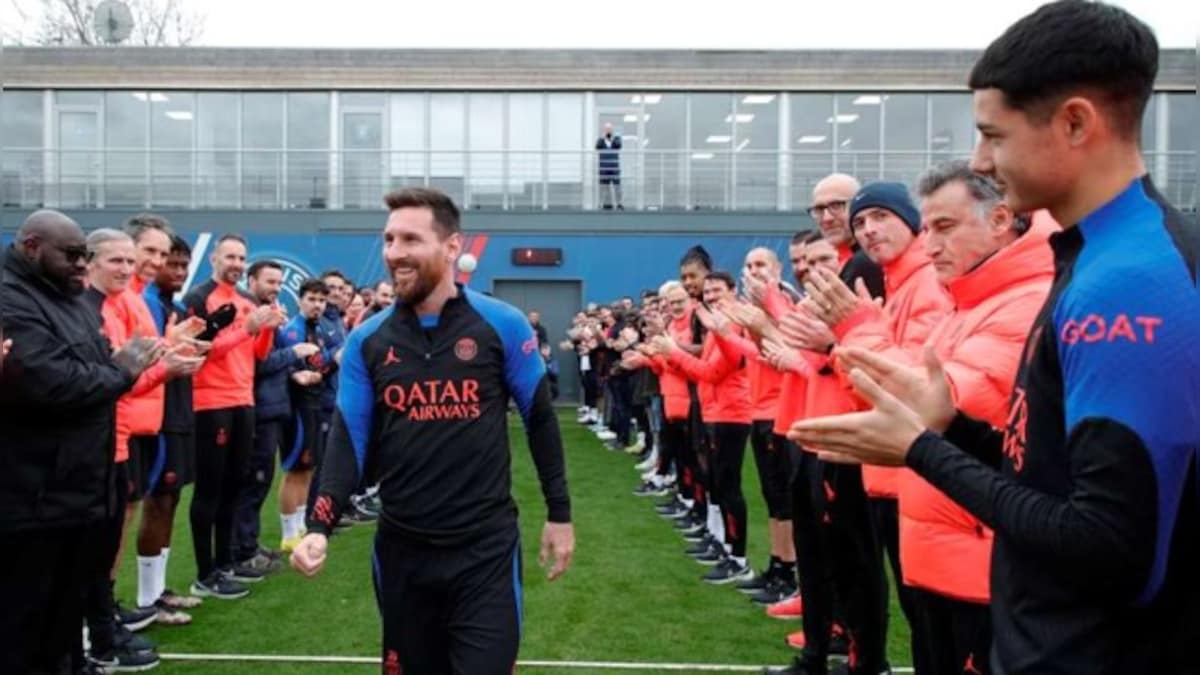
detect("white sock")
[682,498,695,509]
[159,548,171,598]
[296,507,308,535]
[282,511,298,540]
[733,555,747,568]
[137,556,158,608]
[708,504,725,543]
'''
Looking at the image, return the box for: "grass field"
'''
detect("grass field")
[115,410,911,673]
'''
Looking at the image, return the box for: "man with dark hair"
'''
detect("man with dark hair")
[275,278,344,550]
[234,259,319,573]
[136,234,210,619]
[292,187,574,674]
[184,234,286,599]
[790,3,1199,673]
[0,211,164,674]
[528,310,549,347]
[362,280,395,323]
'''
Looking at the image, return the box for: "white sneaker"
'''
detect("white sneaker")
[635,455,657,471]
[597,430,617,441]
[641,469,658,481]
[577,406,589,413]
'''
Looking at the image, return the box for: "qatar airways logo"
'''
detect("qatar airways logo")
[383,379,482,421]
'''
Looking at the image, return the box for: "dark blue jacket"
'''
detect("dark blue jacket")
[278,312,344,412]
[596,134,621,178]
[255,334,302,423]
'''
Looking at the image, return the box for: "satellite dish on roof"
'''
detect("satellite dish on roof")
[93,0,134,45]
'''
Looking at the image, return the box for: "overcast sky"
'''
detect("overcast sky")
[2,0,1196,49]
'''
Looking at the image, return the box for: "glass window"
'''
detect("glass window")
[197,93,238,208]
[1166,93,1198,209]
[882,94,927,183]
[56,91,101,107]
[508,94,544,208]
[1,91,44,207]
[429,93,465,203]
[341,93,386,108]
[642,93,686,209]
[287,93,330,208]
[468,93,504,207]
[151,92,193,207]
[734,92,778,209]
[547,93,583,208]
[242,93,283,208]
[835,93,881,181]
[790,93,835,203]
[105,91,147,207]
[929,93,975,157]
[389,93,426,185]
[690,94,733,210]
[1139,94,1157,151]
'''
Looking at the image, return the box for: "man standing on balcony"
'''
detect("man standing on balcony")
[596,122,623,210]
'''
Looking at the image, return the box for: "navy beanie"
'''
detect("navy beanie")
[848,182,921,234]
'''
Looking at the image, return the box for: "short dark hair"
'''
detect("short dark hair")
[968,0,1158,139]
[247,259,283,279]
[374,279,392,292]
[383,187,462,238]
[790,230,816,245]
[298,278,329,298]
[803,230,824,245]
[216,233,247,248]
[124,213,174,243]
[169,235,191,256]
[705,271,736,290]
[320,269,349,285]
[679,245,713,271]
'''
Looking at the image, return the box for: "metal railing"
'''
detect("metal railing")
[1,148,1195,213]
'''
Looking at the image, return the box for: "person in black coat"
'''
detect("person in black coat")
[0,210,163,674]
[596,122,623,210]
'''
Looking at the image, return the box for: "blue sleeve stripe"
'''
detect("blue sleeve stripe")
[336,305,393,474]
[464,288,546,422]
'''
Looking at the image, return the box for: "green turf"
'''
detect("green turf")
[115,410,911,673]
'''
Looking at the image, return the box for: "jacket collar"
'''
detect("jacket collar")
[2,243,74,301]
[945,212,1057,310]
[882,238,932,297]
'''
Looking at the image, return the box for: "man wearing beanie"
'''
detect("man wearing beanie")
[804,180,952,673]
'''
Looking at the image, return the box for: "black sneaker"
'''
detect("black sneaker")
[751,577,798,606]
[681,528,709,543]
[764,653,826,675]
[339,505,378,526]
[112,622,156,653]
[240,551,283,575]
[703,559,755,585]
[737,570,772,594]
[190,572,249,600]
[115,603,156,633]
[684,540,711,556]
[223,563,266,584]
[632,481,669,497]
[89,645,160,672]
[692,545,725,566]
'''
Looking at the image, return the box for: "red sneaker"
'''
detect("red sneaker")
[766,594,803,620]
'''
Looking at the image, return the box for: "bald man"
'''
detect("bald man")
[0,210,163,674]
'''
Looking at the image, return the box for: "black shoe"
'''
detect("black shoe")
[751,577,798,606]
[112,622,156,653]
[702,558,754,585]
[692,545,725,566]
[736,570,771,593]
[115,603,156,633]
[222,563,266,584]
[681,528,709,543]
[764,654,826,675]
[684,540,711,556]
[190,572,249,600]
[339,505,378,526]
[89,645,160,672]
[632,481,669,497]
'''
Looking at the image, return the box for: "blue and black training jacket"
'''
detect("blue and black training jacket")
[307,284,570,546]
[906,176,1200,673]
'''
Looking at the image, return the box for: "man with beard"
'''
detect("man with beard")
[362,280,395,323]
[291,187,574,674]
[184,235,286,599]
[0,211,163,674]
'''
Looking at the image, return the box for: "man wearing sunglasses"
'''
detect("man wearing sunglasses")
[0,209,164,674]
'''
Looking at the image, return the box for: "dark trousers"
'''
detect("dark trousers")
[870,497,919,658]
[908,587,992,675]
[687,398,709,517]
[609,375,634,446]
[581,368,599,408]
[711,422,751,557]
[85,461,131,656]
[660,419,688,487]
[191,406,254,580]
[374,526,522,675]
[234,416,284,561]
[0,524,96,675]
[750,421,793,520]
[791,449,837,668]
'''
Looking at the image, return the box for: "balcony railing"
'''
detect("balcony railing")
[2,148,1195,213]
